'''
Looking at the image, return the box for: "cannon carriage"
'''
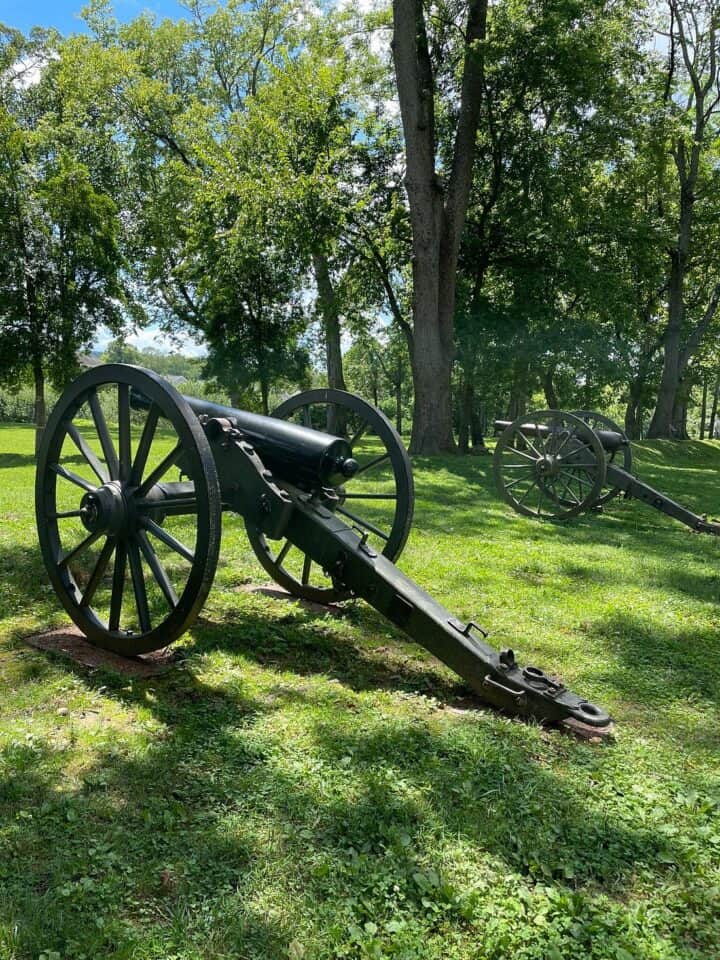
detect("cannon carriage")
[494,409,720,534]
[35,364,611,732]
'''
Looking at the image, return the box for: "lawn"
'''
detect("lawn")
[0,421,718,960]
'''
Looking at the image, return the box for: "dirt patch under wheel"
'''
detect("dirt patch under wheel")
[23,626,177,677]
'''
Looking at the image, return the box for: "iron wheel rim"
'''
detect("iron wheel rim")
[572,411,632,507]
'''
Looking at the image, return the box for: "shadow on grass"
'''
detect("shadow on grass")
[421,440,720,540]
[192,609,467,701]
[0,452,36,470]
[0,647,693,959]
[1,439,718,955]
[585,609,720,707]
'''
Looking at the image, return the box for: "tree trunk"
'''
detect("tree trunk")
[542,362,558,409]
[624,395,644,441]
[626,360,652,440]
[312,251,347,435]
[259,377,269,416]
[709,377,720,439]
[672,394,688,439]
[471,406,485,447]
[33,360,46,456]
[700,376,708,439]
[507,360,530,420]
[458,378,474,454]
[649,249,684,437]
[408,299,455,453]
[392,0,487,454]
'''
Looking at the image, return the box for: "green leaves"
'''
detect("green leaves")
[0,35,126,404]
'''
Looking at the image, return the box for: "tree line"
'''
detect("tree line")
[1,0,719,454]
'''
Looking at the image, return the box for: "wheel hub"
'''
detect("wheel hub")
[536,455,561,478]
[80,482,132,535]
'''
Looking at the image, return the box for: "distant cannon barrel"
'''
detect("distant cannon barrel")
[131,391,359,489]
[493,418,627,453]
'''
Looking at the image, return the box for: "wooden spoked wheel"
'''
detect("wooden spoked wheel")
[572,411,632,508]
[493,410,606,520]
[35,364,222,654]
[245,388,414,603]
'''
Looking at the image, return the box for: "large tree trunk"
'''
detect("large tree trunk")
[392,0,487,455]
[672,392,688,440]
[313,252,347,435]
[409,267,455,453]
[33,360,46,457]
[649,278,720,437]
[649,249,684,437]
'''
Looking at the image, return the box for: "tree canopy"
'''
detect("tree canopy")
[2,1,720,444]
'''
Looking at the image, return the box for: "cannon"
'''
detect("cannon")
[35,365,611,731]
[494,409,720,534]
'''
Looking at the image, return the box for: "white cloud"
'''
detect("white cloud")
[9,53,54,89]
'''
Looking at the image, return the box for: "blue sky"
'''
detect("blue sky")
[1,0,188,36]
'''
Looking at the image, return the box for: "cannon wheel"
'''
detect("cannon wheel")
[572,411,632,508]
[245,388,414,603]
[35,364,222,655]
[493,410,606,520]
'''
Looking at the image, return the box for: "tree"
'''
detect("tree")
[0,28,125,451]
[391,0,487,453]
[648,1,720,437]
[223,17,405,433]
[193,266,309,418]
[450,0,648,432]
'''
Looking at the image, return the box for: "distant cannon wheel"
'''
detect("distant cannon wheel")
[246,388,414,603]
[493,410,606,520]
[572,411,632,508]
[35,364,222,654]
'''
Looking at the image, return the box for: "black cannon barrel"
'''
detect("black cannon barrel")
[132,391,358,489]
[493,419,627,453]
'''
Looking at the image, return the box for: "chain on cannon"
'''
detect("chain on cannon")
[35,365,612,732]
[493,409,720,534]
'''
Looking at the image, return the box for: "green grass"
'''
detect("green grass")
[1,422,719,959]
